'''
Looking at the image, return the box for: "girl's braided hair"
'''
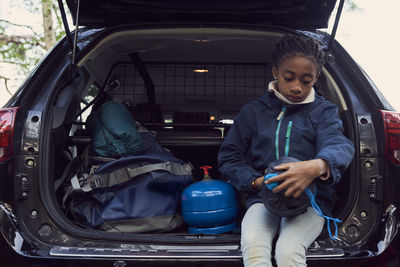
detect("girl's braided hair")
[272,35,326,72]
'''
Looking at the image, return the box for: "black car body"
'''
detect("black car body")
[1,0,400,265]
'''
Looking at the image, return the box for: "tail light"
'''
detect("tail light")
[0,107,18,162]
[381,110,400,165]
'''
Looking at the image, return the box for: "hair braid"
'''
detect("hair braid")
[272,35,326,72]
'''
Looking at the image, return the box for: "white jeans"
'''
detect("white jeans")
[241,203,324,267]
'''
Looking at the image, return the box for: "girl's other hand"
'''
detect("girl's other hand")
[265,159,329,198]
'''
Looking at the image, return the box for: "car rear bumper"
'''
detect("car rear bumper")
[1,202,398,262]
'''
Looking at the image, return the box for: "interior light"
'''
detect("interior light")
[220,119,234,124]
[193,69,208,73]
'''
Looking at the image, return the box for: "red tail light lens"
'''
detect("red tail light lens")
[0,107,18,162]
[381,110,400,165]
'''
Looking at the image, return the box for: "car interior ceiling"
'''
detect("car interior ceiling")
[56,28,353,233]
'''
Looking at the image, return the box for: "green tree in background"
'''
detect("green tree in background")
[0,0,67,95]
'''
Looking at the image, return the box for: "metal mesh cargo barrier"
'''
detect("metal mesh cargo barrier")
[109,62,272,122]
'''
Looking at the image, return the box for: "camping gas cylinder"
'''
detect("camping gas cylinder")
[181,166,239,234]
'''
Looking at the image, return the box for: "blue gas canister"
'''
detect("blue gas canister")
[181,166,239,234]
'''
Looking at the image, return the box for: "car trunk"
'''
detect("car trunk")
[31,25,357,260]
[17,0,361,259]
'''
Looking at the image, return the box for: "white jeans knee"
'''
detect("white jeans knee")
[241,204,324,267]
[274,207,325,267]
[241,203,280,267]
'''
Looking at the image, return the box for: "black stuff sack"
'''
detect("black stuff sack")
[67,153,194,233]
[261,157,316,218]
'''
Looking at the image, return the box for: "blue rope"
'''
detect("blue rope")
[305,188,342,240]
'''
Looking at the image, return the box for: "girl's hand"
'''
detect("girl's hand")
[265,159,329,198]
[252,176,265,190]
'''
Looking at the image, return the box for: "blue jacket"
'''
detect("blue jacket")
[218,91,355,213]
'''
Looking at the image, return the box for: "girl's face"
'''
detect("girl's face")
[272,55,319,103]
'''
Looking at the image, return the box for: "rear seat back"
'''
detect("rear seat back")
[127,103,163,123]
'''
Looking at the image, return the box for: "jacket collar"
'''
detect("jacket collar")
[258,81,320,109]
[267,80,315,105]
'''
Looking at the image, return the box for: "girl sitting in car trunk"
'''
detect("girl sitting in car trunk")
[218,35,355,267]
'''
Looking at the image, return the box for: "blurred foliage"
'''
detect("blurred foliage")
[0,19,45,76]
[346,0,362,12]
[0,0,67,78]
[87,84,100,99]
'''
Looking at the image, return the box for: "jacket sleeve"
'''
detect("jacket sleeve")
[218,105,263,194]
[312,103,355,185]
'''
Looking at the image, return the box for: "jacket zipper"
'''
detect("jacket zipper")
[275,105,287,159]
[284,120,293,157]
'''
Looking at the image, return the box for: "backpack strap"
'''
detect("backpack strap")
[69,161,193,193]
[54,143,90,192]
